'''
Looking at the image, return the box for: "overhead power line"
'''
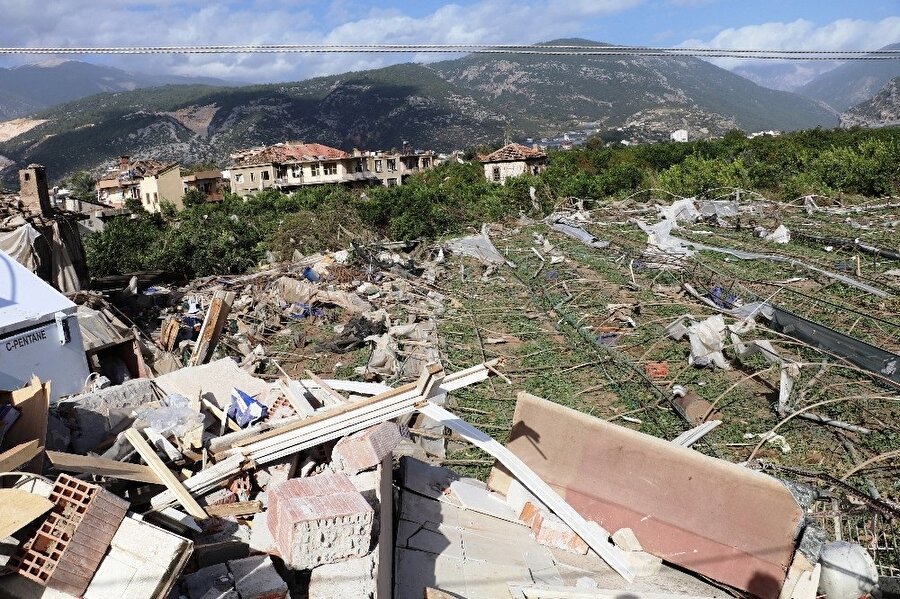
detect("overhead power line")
[0,44,899,60]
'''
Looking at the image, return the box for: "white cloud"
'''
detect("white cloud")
[0,0,643,82]
[681,17,900,69]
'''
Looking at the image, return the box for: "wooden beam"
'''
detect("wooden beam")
[278,378,316,417]
[202,398,241,433]
[0,440,41,473]
[46,450,160,484]
[204,500,262,518]
[304,370,346,405]
[0,489,53,539]
[189,291,235,366]
[124,428,208,519]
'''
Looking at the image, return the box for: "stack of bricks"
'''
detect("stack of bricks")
[331,422,401,474]
[267,472,373,569]
[12,473,129,595]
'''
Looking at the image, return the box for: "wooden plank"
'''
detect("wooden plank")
[189,291,235,366]
[0,377,50,473]
[278,379,316,416]
[201,398,241,433]
[124,428,208,519]
[204,500,262,518]
[419,402,635,582]
[234,360,493,450]
[0,489,54,539]
[46,450,161,484]
[304,370,346,405]
[0,440,41,473]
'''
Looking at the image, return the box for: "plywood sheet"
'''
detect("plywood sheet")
[492,392,802,599]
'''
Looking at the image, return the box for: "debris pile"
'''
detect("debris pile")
[1,193,895,598]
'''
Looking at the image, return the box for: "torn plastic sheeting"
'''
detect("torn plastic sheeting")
[445,224,511,265]
[687,315,729,369]
[658,198,701,222]
[549,219,610,250]
[697,200,739,219]
[634,221,890,298]
[0,223,41,271]
[767,305,900,385]
[764,225,791,244]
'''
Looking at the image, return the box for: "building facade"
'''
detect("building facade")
[183,170,226,202]
[479,143,548,184]
[95,156,184,212]
[228,142,436,197]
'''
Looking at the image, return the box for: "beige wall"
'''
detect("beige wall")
[483,159,545,184]
[138,168,185,212]
[230,164,276,197]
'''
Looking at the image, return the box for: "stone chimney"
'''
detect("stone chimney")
[118,155,131,172]
[19,164,52,216]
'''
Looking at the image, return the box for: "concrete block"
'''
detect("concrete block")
[248,511,280,556]
[530,509,588,555]
[83,516,193,599]
[228,555,288,599]
[184,564,233,599]
[331,422,401,473]
[627,550,663,577]
[307,552,376,599]
[268,473,374,569]
[612,527,643,552]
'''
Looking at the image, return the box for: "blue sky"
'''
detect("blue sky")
[0,0,897,84]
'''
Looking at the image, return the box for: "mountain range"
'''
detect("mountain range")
[0,60,237,121]
[1,39,897,184]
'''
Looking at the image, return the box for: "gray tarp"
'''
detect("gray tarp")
[0,223,40,271]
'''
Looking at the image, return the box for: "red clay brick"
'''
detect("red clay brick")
[331,422,401,473]
[12,474,129,596]
[530,508,589,555]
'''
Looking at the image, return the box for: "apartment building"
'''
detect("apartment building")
[95,156,184,212]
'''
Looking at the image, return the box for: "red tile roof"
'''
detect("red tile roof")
[479,143,547,163]
[232,142,349,166]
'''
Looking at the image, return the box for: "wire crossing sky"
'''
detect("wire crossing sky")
[1,44,898,60]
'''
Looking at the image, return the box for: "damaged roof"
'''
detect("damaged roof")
[479,142,547,163]
[231,142,350,167]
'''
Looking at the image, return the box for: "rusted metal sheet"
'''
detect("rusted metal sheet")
[491,392,803,599]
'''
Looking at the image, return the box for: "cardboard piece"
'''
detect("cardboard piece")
[489,392,803,599]
[0,377,50,473]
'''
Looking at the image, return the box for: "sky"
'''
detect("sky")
[0,0,897,85]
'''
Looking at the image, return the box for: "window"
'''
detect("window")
[250,172,255,182]
[355,159,364,173]
[310,164,320,177]
[291,166,302,178]
[261,170,270,181]
[374,160,382,173]
[422,158,430,168]
[23,172,30,181]
[492,167,501,182]
[323,162,337,176]
[387,178,398,187]
[234,173,244,183]
[146,193,151,202]
[387,159,397,172]
[153,192,158,201]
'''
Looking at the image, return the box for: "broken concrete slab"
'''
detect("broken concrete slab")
[307,552,376,599]
[154,358,270,411]
[228,555,288,599]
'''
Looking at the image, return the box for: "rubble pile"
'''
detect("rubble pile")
[0,198,894,598]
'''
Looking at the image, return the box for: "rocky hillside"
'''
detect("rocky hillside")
[841,77,900,128]
[430,40,834,134]
[798,43,900,112]
[0,40,839,183]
